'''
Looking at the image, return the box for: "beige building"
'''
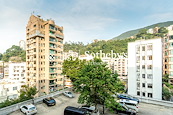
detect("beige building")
[26,15,64,96]
[163,25,173,85]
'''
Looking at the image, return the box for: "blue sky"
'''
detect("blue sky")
[0,0,173,53]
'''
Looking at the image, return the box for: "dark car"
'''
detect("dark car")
[64,106,90,115]
[117,94,139,103]
[114,103,137,115]
[43,97,56,106]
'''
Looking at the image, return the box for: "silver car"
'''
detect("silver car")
[63,91,74,98]
[20,104,37,115]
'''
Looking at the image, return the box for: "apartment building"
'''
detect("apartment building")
[163,25,173,85]
[0,81,25,103]
[128,38,162,99]
[26,15,64,96]
[8,62,26,83]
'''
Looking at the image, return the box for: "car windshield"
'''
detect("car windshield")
[29,107,36,111]
[68,92,72,94]
[49,100,55,103]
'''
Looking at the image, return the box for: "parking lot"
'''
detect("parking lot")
[10,93,173,115]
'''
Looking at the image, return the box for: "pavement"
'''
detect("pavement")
[9,93,173,115]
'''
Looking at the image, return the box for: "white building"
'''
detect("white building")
[63,50,79,60]
[128,38,162,99]
[0,81,25,102]
[8,62,26,83]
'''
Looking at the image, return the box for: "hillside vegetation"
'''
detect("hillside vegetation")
[64,27,167,54]
[113,21,173,40]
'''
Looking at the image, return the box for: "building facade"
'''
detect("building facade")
[128,38,162,99]
[8,62,26,83]
[26,15,64,96]
[163,25,173,85]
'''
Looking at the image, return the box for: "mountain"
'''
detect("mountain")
[112,21,173,40]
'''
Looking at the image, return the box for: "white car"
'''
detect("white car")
[20,104,37,115]
[119,99,139,112]
[63,91,74,98]
[80,105,100,115]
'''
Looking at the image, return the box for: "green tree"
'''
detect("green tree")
[19,85,38,101]
[73,58,125,113]
[0,53,2,60]
[62,57,86,82]
[2,45,26,62]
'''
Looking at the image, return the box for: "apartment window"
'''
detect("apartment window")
[137,82,140,87]
[13,87,17,90]
[142,92,145,97]
[170,71,173,76]
[170,50,173,55]
[147,74,153,79]
[170,57,173,62]
[142,56,145,60]
[165,51,168,56]
[136,56,140,62]
[147,45,152,50]
[33,24,36,27]
[137,91,140,96]
[142,74,145,78]
[165,38,168,42]
[148,55,152,60]
[147,65,152,69]
[142,65,145,69]
[170,43,173,47]
[148,84,153,88]
[148,93,153,98]
[142,83,145,87]
[169,35,173,40]
[142,46,145,51]
[170,64,173,69]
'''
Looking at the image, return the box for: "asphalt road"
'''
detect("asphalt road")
[9,93,173,115]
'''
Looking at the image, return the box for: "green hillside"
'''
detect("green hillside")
[112,21,173,40]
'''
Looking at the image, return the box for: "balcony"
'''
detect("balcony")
[49,37,57,42]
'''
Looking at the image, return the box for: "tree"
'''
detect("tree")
[62,57,86,82]
[19,85,38,101]
[0,53,2,60]
[73,58,125,113]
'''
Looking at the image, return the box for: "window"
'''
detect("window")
[142,56,145,60]
[33,24,36,27]
[169,35,173,40]
[170,50,173,55]
[142,74,145,78]
[142,83,145,87]
[170,43,173,47]
[147,74,153,79]
[170,57,173,62]
[165,51,168,56]
[13,87,17,90]
[137,91,140,96]
[147,65,152,69]
[170,71,173,76]
[137,82,140,87]
[148,84,153,88]
[142,65,145,69]
[170,65,173,69]
[142,92,145,97]
[147,45,152,50]
[148,93,153,98]
[142,46,145,51]
[148,55,152,60]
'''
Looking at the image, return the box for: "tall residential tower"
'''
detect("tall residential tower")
[26,15,64,96]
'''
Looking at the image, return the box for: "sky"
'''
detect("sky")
[0,0,173,53]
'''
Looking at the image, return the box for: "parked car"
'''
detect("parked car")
[117,94,140,103]
[80,105,100,115]
[113,103,137,115]
[20,104,37,115]
[63,91,74,98]
[43,97,56,106]
[64,106,90,115]
[119,99,139,112]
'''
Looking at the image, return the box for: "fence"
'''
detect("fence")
[0,88,70,115]
[134,96,173,108]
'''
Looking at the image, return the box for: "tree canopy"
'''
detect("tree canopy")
[1,45,26,62]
